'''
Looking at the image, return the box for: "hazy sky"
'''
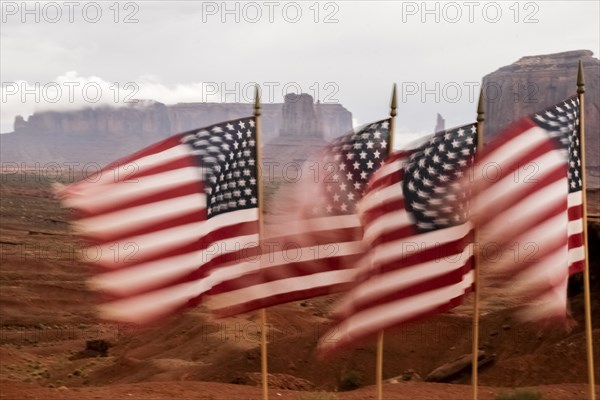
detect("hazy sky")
[1,0,599,141]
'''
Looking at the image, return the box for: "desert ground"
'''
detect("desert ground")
[1,171,599,399]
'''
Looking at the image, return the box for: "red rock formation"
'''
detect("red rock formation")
[483,50,599,188]
[0,98,352,167]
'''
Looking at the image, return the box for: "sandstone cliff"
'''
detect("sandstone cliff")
[0,98,352,167]
[483,50,599,188]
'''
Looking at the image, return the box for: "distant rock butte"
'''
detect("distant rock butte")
[0,96,352,167]
[434,113,445,133]
[483,49,599,188]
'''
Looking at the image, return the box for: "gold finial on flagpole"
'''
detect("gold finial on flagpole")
[389,83,397,153]
[577,60,585,94]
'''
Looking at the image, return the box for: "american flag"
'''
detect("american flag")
[468,96,580,322]
[560,100,585,275]
[318,123,478,353]
[206,119,392,316]
[57,117,260,324]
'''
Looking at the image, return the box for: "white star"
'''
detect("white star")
[238,121,246,129]
[359,151,367,159]
[374,150,381,159]
[360,171,368,180]
[366,160,374,169]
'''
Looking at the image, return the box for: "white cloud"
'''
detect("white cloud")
[1,71,256,132]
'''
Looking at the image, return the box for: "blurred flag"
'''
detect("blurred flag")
[56,117,260,324]
[563,101,585,275]
[469,96,580,322]
[206,119,392,316]
[318,123,478,353]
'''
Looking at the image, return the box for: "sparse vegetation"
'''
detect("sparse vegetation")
[495,389,543,400]
[295,391,338,400]
[339,370,362,391]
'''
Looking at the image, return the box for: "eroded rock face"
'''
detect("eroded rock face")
[262,93,349,166]
[279,93,321,137]
[483,50,600,188]
[0,97,352,167]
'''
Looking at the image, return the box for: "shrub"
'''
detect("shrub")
[339,370,362,391]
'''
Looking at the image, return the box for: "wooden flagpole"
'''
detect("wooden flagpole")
[375,83,397,400]
[471,88,485,400]
[254,85,269,400]
[577,60,596,400]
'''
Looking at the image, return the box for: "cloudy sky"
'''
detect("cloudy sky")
[1,0,599,142]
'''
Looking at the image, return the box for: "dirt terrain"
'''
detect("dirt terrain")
[1,172,599,399]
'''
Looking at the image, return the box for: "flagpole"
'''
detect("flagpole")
[375,83,397,400]
[471,88,485,400]
[577,60,596,400]
[254,85,269,400]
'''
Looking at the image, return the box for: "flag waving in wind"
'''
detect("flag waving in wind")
[57,117,260,324]
[206,119,392,317]
[468,96,581,322]
[319,123,478,353]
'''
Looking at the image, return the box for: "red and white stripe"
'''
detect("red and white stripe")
[57,135,259,324]
[568,190,584,275]
[469,118,569,322]
[206,164,365,317]
[319,151,474,353]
